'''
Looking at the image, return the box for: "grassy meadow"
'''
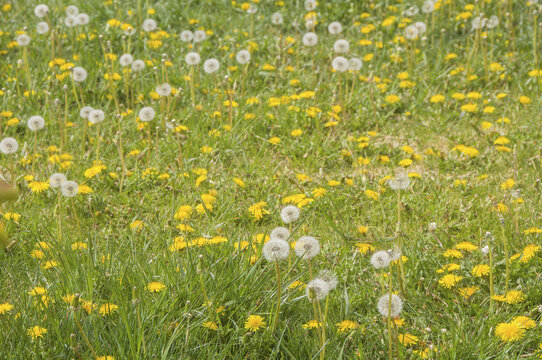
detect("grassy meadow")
[0,0,541,358]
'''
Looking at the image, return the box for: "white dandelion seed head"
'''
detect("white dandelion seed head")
[403,6,419,17]
[64,16,77,27]
[348,58,362,71]
[318,270,338,291]
[142,18,157,32]
[405,24,419,40]
[428,222,437,232]
[415,22,427,34]
[79,106,94,119]
[370,250,391,269]
[131,59,145,72]
[49,173,67,188]
[302,32,318,46]
[0,137,19,154]
[180,30,194,42]
[422,0,435,14]
[246,4,257,14]
[295,236,320,260]
[305,0,317,11]
[71,66,87,82]
[61,180,79,197]
[328,21,343,35]
[27,116,45,131]
[280,205,300,224]
[37,22,50,34]
[203,58,219,74]
[377,294,403,318]
[471,16,486,30]
[156,83,172,97]
[34,4,49,18]
[481,245,489,255]
[271,12,283,25]
[185,52,201,66]
[88,109,105,124]
[16,34,31,47]
[333,39,350,54]
[388,173,411,190]
[332,56,349,72]
[119,54,134,67]
[236,50,251,65]
[66,5,79,17]
[387,248,402,261]
[487,15,499,29]
[138,107,155,122]
[306,279,329,302]
[262,238,290,262]
[270,227,290,241]
[193,30,206,43]
[76,13,90,26]
[305,19,316,30]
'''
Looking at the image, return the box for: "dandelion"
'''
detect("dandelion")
[262,239,289,262]
[119,54,134,67]
[147,282,166,293]
[0,137,18,154]
[377,294,403,318]
[27,326,47,340]
[34,4,49,17]
[180,30,194,42]
[0,302,14,315]
[76,13,90,25]
[36,22,49,34]
[16,34,30,47]
[138,107,155,122]
[131,59,145,72]
[61,181,79,197]
[333,39,350,54]
[305,0,317,11]
[295,236,320,260]
[236,50,251,65]
[271,12,283,25]
[142,19,157,32]
[405,25,419,40]
[244,315,266,331]
[336,320,359,334]
[302,32,318,47]
[332,56,348,72]
[185,52,201,66]
[494,322,525,342]
[328,21,342,35]
[99,303,119,316]
[318,270,338,291]
[370,250,391,269]
[71,67,88,82]
[280,205,300,224]
[306,279,330,302]
[270,227,290,241]
[156,83,172,97]
[88,109,105,124]
[49,173,67,188]
[348,58,362,71]
[203,58,219,74]
[422,1,435,13]
[193,30,206,43]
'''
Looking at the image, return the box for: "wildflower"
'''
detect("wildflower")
[336,320,359,334]
[88,109,105,124]
[471,264,490,277]
[370,250,391,269]
[203,59,219,74]
[458,286,479,299]
[27,326,47,340]
[99,303,119,316]
[203,321,218,330]
[318,270,338,291]
[398,333,419,346]
[377,294,403,318]
[280,205,300,224]
[356,243,375,254]
[262,239,289,261]
[0,302,14,315]
[0,137,18,154]
[71,67,88,82]
[138,107,155,122]
[494,322,525,342]
[306,279,330,302]
[28,181,50,193]
[236,50,251,65]
[302,320,322,329]
[270,227,290,241]
[244,315,266,331]
[142,19,157,32]
[295,236,320,260]
[302,32,318,46]
[147,282,166,293]
[439,274,463,289]
[34,4,49,17]
[61,181,79,197]
[27,116,45,131]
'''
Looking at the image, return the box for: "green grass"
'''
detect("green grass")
[0,0,541,359]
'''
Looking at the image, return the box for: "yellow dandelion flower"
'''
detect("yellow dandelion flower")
[244,315,266,331]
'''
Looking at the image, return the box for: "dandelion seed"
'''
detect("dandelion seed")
[302,32,318,47]
[16,34,31,46]
[34,4,49,18]
[156,83,172,97]
[295,236,320,260]
[333,39,350,54]
[305,0,317,11]
[71,66,88,82]
[88,109,105,124]
[142,19,157,32]
[236,50,251,65]
[328,21,343,35]
[331,56,348,72]
[405,25,419,40]
[36,22,49,34]
[61,180,79,197]
[318,270,338,291]
[185,52,201,66]
[76,13,90,26]
[306,279,330,302]
[64,16,77,27]
[370,250,391,269]
[262,238,289,261]
[138,107,155,122]
[131,59,145,72]
[270,227,290,241]
[348,58,362,71]
[193,30,206,43]
[180,30,194,42]
[271,12,283,25]
[377,294,403,318]
[0,137,18,154]
[280,205,300,224]
[119,54,134,67]
[27,116,45,131]
[49,173,67,188]
[203,58,219,74]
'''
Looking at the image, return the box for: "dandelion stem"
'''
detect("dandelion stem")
[387,268,393,360]
[272,260,281,332]
[499,220,509,293]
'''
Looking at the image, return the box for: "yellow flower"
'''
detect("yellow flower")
[147,282,166,293]
[174,205,193,221]
[291,129,303,137]
[27,326,47,340]
[248,201,269,220]
[398,333,419,346]
[336,320,359,334]
[455,242,478,252]
[84,164,106,178]
[244,315,266,331]
[356,243,375,254]
[520,244,540,263]
[512,316,536,329]
[398,158,413,167]
[364,189,379,201]
[269,136,280,145]
[0,302,14,315]
[443,249,463,258]
[438,274,463,289]
[471,264,490,277]
[28,181,50,193]
[458,286,478,299]
[302,320,322,329]
[385,94,400,104]
[203,321,218,330]
[99,303,119,316]
[494,322,525,342]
